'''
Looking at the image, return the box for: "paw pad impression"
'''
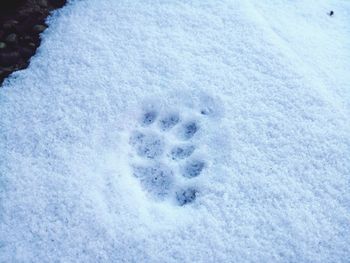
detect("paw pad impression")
[129,108,207,206]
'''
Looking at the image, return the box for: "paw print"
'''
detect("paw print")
[129,109,206,206]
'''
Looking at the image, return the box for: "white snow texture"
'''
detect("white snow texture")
[1,0,350,262]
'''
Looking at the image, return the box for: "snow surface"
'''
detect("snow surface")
[1,0,350,262]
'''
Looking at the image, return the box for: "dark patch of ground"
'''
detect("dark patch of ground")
[0,0,66,86]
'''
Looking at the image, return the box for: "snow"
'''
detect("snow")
[1,0,350,262]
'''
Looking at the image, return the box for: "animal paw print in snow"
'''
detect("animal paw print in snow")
[129,110,206,205]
